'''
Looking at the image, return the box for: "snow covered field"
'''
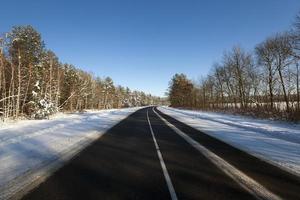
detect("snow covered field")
[0,107,141,200]
[158,106,300,176]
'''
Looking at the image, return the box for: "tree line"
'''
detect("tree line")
[0,25,165,120]
[168,12,300,121]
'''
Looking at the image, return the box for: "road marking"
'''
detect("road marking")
[153,108,282,200]
[146,109,178,200]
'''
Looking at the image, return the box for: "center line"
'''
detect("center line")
[146,109,178,200]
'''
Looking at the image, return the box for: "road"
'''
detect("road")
[20,107,300,200]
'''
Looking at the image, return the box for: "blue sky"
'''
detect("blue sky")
[1,0,300,96]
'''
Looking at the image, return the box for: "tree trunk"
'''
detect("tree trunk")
[55,68,61,109]
[49,58,53,101]
[278,68,289,112]
[22,63,32,113]
[296,63,300,111]
[16,48,21,118]
[268,65,274,109]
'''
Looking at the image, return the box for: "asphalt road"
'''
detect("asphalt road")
[20,107,300,200]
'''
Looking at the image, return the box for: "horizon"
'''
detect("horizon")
[1,0,300,97]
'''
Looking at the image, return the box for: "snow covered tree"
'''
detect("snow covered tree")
[7,25,44,118]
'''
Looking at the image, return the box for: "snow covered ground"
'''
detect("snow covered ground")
[0,107,141,200]
[158,106,300,176]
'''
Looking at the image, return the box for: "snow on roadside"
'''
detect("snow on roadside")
[158,106,300,176]
[0,107,142,200]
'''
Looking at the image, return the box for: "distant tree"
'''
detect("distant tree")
[168,73,194,107]
[223,47,255,108]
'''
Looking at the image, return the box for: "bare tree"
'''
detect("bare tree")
[256,37,278,109]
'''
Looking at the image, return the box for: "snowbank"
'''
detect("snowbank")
[0,107,142,200]
[158,106,300,176]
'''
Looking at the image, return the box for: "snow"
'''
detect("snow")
[158,106,300,176]
[0,107,141,200]
[34,81,40,90]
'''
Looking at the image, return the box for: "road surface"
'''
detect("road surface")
[20,107,300,200]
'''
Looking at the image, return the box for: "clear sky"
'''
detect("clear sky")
[1,0,300,96]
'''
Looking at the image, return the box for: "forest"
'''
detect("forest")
[168,13,300,121]
[0,26,165,120]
